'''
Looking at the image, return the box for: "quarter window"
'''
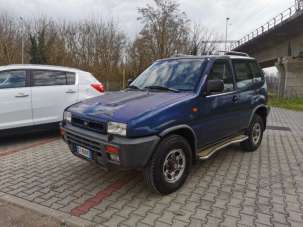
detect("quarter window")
[67,72,76,85]
[208,61,234,92]
[233,61,254,89]
[32,70,68,86]
[0,70,26,89]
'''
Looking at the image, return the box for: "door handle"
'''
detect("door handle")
[232,95,239,103]
[65,90,76,94]
[15,93,29,98]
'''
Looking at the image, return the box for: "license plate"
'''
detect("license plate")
[76,146,92,160]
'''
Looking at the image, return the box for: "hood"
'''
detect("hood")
[68,90,194,122]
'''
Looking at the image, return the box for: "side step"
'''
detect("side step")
[198,135,248,160]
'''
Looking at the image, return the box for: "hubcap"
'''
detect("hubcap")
[252,122,262,145]
[163,149,186,183]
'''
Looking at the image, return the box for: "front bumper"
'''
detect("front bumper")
[61,123,160,169]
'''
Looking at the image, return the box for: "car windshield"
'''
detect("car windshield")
[130,59,204,92]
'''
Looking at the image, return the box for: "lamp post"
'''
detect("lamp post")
[225,17,230,51]
[20,17,24,64]
[295,0,303,11]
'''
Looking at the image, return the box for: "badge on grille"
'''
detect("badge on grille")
[84,121,89,126]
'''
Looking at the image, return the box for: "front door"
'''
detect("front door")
[194,60,240,148]
[0,70,33,130]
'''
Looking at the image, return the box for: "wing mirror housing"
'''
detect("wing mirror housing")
[206,79,224,95]
[127,78,134,86]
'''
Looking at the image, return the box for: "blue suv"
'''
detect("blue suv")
[61,52,270,194]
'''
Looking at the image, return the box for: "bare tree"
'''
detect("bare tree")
[0,14,23,64]
[137,0,190,59]
[189,24,220,55]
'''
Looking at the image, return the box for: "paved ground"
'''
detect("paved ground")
[0,108,303,227]
[0,199,77,227]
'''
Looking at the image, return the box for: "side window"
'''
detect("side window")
[248,61,264,83]
[66,72,76,85]
[208,61,234,92]
[32,70,67,86]
[233,61,254,90]
[0,70,26,89]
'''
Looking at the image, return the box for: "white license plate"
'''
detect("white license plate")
[77,146,92,160]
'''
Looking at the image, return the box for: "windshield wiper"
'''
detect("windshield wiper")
[144,85,180,93]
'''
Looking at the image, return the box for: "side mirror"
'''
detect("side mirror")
[206,79,224,94]
[127,78,134,86]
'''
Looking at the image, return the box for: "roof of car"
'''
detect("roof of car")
[0,64,88,73]
[159,54,256,61]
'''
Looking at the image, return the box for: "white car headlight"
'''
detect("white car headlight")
[107,122,127,136]
[63,111,72,123]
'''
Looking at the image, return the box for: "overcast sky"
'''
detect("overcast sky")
[0,0,295,41]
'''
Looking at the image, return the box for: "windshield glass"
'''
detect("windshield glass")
[130,59,204,92]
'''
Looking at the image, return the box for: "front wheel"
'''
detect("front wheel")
[144,135,192,195]
[241,114,264,152]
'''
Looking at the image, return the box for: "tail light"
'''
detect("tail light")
[91,83,105,93]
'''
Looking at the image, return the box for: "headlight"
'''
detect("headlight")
[107,122,127,136]
[63,111,72,123]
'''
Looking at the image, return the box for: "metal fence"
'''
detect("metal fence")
[232,2,303,49]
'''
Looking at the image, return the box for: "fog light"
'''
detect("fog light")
[105,145,120,162]
[109,153,120,162]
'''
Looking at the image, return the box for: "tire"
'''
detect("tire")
[144,135,192,195]
[241,114,264,152]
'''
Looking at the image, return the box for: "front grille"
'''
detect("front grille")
[65,131,102,153]
[71,116,106,134]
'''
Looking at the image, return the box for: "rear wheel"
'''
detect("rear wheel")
[144,135,192,194]
[241,114,264,152]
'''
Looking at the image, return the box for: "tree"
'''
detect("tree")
[137,0,190,60]
[29,27,50,64]
[188,24,220,56]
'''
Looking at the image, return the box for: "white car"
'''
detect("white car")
[0,64,104,134]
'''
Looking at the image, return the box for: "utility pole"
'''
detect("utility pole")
[225,17,230,51]
[20,17,24,64]
[122,55,127,89]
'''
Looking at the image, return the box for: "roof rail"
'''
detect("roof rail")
[170,53,195,58]
[217,51,249,57]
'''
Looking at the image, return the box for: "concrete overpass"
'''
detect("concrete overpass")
[233,1,303,97]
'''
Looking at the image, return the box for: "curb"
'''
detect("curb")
[0,193,98,227]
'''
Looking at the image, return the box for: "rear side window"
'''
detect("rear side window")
[208,61,234,92]
[32,70,76,86]
[0,70,26,89]
[248,61,264,83]
[233,61,253,90]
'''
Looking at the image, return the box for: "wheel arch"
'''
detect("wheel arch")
[159,125,197,164]
[249,105,269,129]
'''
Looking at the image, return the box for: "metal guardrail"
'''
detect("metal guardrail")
[232,2,303,49]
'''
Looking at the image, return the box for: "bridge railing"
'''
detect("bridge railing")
[232,4,302,49]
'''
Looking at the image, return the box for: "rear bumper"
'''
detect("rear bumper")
[61,123,160,169]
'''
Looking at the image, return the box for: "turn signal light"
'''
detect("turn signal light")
[105,145,119,154]
[60,128,65,137]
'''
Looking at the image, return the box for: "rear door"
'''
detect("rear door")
[232,60,256,129]
[0,70,33,129]
[30,70,78,125]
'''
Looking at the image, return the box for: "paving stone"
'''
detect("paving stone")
[102,214,126,227]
